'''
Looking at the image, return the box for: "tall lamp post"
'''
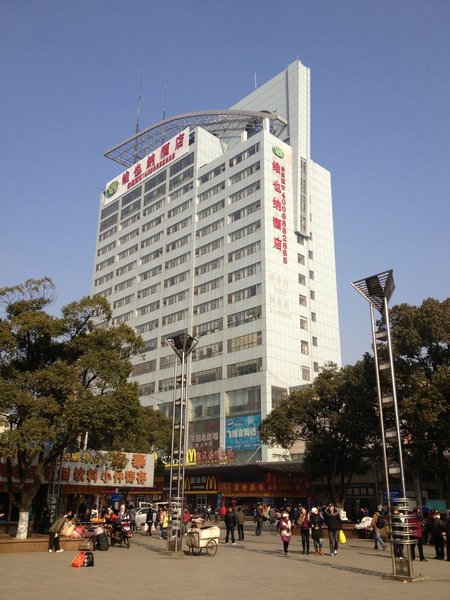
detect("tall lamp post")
[351,270,422,581]
[165,332,198,552]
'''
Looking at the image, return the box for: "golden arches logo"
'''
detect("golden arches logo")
[205,476,217,491]
[184,478,192,491]
[186,449,197,465]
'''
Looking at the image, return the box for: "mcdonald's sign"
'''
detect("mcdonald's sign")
[186,448,197,465]
[205,475,217,491]
[184,475,217,493]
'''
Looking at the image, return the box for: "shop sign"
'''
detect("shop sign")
[186,448,233,466]
[59,450,154,488]
[184,475,217,493]
[271,144,289,264]
[345,483,376,497]
[225,415,261,450]
[103,128,190,205]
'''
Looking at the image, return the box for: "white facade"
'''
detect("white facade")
[92,60,341,464]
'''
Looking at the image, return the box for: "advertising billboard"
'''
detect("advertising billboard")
[225,415,261,450]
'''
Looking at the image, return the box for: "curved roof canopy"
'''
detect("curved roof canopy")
[104,109,288,168]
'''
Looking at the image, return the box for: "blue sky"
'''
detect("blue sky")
[1,0,449,365]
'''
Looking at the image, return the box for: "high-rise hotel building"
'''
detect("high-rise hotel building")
[92,60,341,468]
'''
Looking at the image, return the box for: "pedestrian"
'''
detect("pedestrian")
[128,504,136,532]
[224,507,237,544]
[298,506,311,554]
[411,508,427,562]
[255,503,263,536]
[324,503,342,556]
[278,513,292,555]
[370,508,386,551]
[445,515,450,561]
[391,506,405,559]
[268,505,276,533]
[310,507,324,555]
[39,506,51,534]
[182,507,191,534]
[236,506,245,541]
[48,511,73,553]
[430,511,445,560]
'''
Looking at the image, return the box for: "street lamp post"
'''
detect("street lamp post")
[351,270,423,581]
[164,332,198,553]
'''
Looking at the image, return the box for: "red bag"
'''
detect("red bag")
[71,552,86,567]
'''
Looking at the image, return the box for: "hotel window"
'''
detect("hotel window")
[163,289,188,306]
[228,142,260,167]
[96,256,115,271]
[94,288,112,298]
[194,257,223,276]
[298,253,305,265]
[141,231,163,249]
[113,294,134,309]
[101,200,119,219]
[227,284,260,304]
[197,181,226,203]
[139,265,162,281]
[227,358,262,377]
[228,220,261,243]
[193,318,223,338]
[191,367,222,385]
[98,226,117,241]
[226,386,261,416]
[169,152,194,176]
[137,283,160,299]
[114,276,134,292]
[99,214,118,232]
[112,311,132,325]
[195,238,223,257]
[309,270,314,280]
[227,306,262,328]
[312,336,318,346]
[310,290,315,300]
[196,218,224,239]
[169,166,194,191]
[198,163,225,185]
[229,180,261,204]
[167,216,192,235]
[118,244,138,261]
[301,341,309,355]
[122,186,142,206]
[314,362,320,373]
[228,262,261,283]
[119,229,139,245]
[160,354,177,369]
[302,367,311,381]
[162,309,188,325]
[142,215,163,232]
[229,162,260,185]
[143,199,164,217]
[296,234,305,245]
[299,294,307,306]
[197,199,225,220]
[158,377,175,392]
[144,171,166,192]
[229,200,260,223]
[138,382,155,397]
[169,181,193,201]
[309,251,314,260]
[142,338,158,352]
[168,198,192,218]
[228,241,261,262]
[97,241,116,256]
[121,199,141,220]
[136,319,158,334]
[311,312,317,322]
[132,359,156,376]
[121,213,140,229]
[143,183,166,206]
[164,271,189,288]
[116,261,136,276]
[193,298,222,315]
[94,272,113,286]
[194,278,222,296]
[227,331,262,352]
[141,248,163,264]
[300,318,308,330]
[138,301,160,316]
[192,342,223,361]
[165,234,191,253]
[298,274,306,285]
[165,252,191,270]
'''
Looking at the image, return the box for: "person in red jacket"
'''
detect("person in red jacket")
[411,508,427,562]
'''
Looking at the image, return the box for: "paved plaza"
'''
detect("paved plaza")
[1,524,449,600]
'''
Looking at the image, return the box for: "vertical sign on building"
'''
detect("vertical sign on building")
[271,145,289,264]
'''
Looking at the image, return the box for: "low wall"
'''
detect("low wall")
[0,536,82,554]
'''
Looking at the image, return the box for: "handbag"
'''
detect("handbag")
[71,552,86,568]
[339,529,346,544]
[79,540,93,551]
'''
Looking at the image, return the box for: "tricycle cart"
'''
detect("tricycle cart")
[185,526,220,556]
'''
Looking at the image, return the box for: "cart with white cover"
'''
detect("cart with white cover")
[185,526,220,556]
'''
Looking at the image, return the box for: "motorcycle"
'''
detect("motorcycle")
[109,517,133,548]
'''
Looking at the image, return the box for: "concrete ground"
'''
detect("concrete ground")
[1,523,449,600]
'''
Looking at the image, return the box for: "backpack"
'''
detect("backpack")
[376,515,385,529]
[97,533,109,551]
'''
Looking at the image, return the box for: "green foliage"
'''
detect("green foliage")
[0,278,171,518]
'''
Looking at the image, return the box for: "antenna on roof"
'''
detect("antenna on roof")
[162,84,167,121]
[134,69,143,162]
[254,72,257,90]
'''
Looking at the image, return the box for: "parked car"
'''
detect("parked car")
[135,507,153,530]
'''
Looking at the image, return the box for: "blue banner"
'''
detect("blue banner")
[225,415,261,450]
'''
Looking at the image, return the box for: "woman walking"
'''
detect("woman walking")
[278,513,292,555]
[298,506,311,554]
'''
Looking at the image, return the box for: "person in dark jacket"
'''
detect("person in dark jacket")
[236,506,245,540]
[411,508,427,561]
[224,507,237,544]
[310,507,324,555]
[324,504,342,556]
[431,512,445,560]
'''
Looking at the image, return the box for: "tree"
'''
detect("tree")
[0,278,170,539]
[387,298,450,502]
[259,360,379,504]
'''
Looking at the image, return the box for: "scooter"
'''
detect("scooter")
[109,518,133,548]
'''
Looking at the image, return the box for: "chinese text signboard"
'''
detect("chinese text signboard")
[103,128,190,205]
[271,145,289,265]
[60,450,154,488]
[225,415,261,450]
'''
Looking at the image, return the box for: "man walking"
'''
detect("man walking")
[224,507,237,545]
[324,503,342,556]
[236,506,245,541]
